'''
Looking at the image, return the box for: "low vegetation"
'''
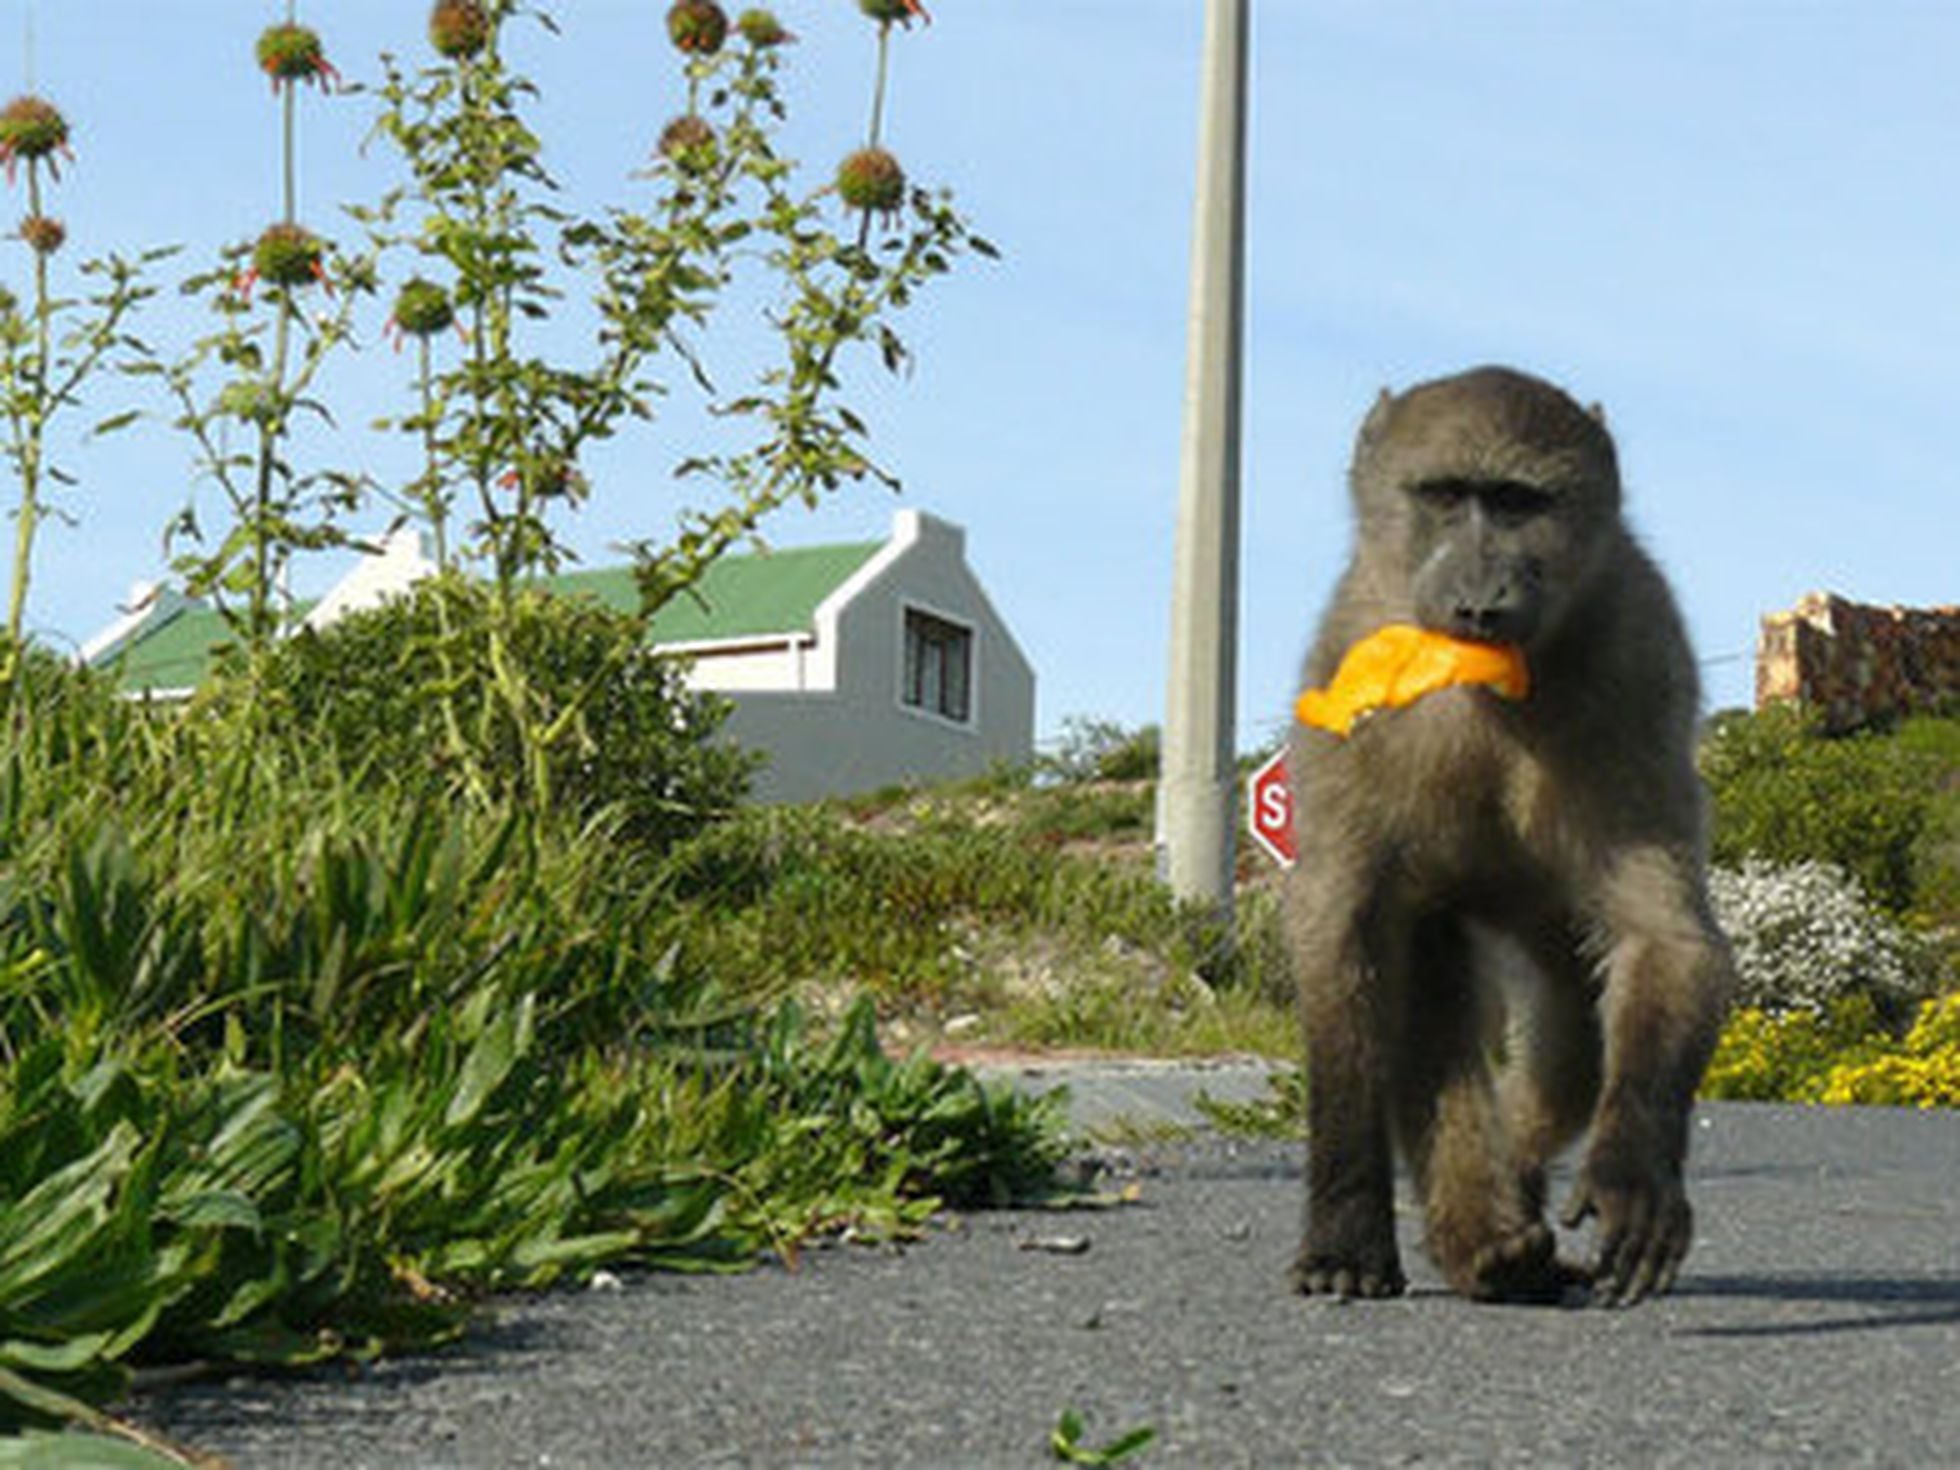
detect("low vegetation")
[669,775,1297,1060]
[0,647,1069,1442]
[1697,703,1960,1102]
[1702,993,1960,1106]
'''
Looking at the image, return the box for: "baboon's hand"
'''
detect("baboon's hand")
[1561,1153,1692,1306]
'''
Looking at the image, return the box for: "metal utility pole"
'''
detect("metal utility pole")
[1159,0,1248,924]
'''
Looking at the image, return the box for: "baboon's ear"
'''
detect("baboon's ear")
[1586,401,1608,427]
[1359,388,1395,447]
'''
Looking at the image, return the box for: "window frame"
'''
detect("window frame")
[898,602,978,728]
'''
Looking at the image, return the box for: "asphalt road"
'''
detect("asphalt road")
[135,1090,1960,1468]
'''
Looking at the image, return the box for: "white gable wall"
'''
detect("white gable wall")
[304,527,436,629]
[720,510,1035,802]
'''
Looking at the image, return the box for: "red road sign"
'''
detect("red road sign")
[1246,749,1295,868]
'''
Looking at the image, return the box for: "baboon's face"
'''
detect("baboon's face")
[1404,474,1566,646]
[1351,368,1620,650]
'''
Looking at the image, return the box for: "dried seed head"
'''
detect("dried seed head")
[0,96,70,176]
[658,114,718,174]
[836,146,905,216]
[429,0,493,60]
[19,214,63,255]
[858,0,929,27]
[256,23,338,88]
[392,277,455,337]
[253,223,327,289]
[667,1,729,55]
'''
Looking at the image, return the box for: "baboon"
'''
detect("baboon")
[1286,365,1734,1306]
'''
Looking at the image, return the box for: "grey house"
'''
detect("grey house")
[678,509,1036,802]
[84,509,1036,804]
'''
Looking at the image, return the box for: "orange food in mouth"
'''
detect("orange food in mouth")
[1296,624,1530,737]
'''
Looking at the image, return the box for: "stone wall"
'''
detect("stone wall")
[1756,592,1960,732]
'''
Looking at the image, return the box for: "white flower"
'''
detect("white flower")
[1708,858,1925,1015]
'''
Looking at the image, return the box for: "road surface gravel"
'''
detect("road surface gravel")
[136,1097,1960,1468]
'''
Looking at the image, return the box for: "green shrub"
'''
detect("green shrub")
[1041,716,1159,783]
[207,575,756,853]
[647,795,1297,1055]
[1012,782,1154,845]
[1887,716,1960,933]
[1700,705,1937,915]
[653,801,1228,998]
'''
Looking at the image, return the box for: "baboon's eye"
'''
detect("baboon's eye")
[1412,477,1553,523]
[1410,478,1473,512]
[1481,479,1555,521]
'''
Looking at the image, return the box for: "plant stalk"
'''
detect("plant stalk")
[282,66,298,225]
[418,333,446,569]
[2,159,54,694]
[868,22,891,148]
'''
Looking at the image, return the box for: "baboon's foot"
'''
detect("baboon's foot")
[1291,1238,1407,1300]
[1438,1219,1590,1305]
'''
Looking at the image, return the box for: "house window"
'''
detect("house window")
[903,607,973,724]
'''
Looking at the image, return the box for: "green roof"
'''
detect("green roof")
[91,603,289,694]
[546,539,882,644]
[91,539,883,695]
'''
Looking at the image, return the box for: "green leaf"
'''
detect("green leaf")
[0,1364,112,1435]
[1098,1427,1159,1462]
[160,1191,262,1234]
[1050,1406,1157,1465]
[0,1126,142,1301]
[89,410,141,438]
[0,1337,116,1377]
[444,993,535,1128]
[1051,1408,1086,1457]
[0,1432,190,1469]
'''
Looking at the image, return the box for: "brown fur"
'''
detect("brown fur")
[1287,366,1733,1306]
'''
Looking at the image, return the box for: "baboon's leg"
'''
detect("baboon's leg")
[1396,916,1576,1304]
[1566,848,1735,1305]
[1497,921,1604,1218]
[1291,865,1406,1299]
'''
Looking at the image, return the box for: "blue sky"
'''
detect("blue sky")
[13,3,1960,749]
